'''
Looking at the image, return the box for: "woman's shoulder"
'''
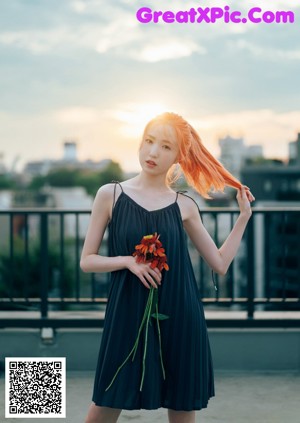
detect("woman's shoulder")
[177,191,200,207]
[92,182,122,208]
[177,191,201,221]
[92,182,124,221]
[95,182,116,197]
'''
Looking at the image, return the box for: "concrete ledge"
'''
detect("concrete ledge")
[1,327,299,372]
[1,310,300,320]
[209,328,300,371]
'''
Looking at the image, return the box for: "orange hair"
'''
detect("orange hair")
[141,112,242,199]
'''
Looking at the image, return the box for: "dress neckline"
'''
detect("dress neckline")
[121,191,178,213]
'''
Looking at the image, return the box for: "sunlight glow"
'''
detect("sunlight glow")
[113,102,168,138]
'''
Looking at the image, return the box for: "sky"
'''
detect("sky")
[0,0,300,173]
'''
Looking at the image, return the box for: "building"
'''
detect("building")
[218,135,263,179]
[219,135,246,177]
[63,141,77,162]
[288,132,300,165]
[241,155,300,305]
[246,145,264,159]
[0,152,7,174]
[23,141,112,183]
[241,165,300,201]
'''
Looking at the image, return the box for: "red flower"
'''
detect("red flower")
[132,232,169,271]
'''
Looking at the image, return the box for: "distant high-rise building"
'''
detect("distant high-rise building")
[288,133,300,165]
[22,138,114,182]
[218,136,264,178]
[63,141,77,162]
[0,152,6,174]
[219,135,245,177]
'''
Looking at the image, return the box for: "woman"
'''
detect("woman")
[80,112,255,423]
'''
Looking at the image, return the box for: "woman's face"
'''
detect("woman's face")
[139,123,180,175]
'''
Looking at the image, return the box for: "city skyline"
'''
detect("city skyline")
[2,130,297,177]
[0,0,300,172]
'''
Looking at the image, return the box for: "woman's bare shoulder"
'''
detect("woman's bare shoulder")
[93,183,123,220]
[176,191,199,207]
[93,183,120,209]
[94,182,115,200]
[177,192,201,222]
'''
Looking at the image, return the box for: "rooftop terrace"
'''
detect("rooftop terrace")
[1,370,299,423]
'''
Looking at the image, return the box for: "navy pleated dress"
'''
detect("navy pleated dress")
[92,181,215,411]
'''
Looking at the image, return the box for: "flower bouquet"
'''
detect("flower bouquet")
[105,232,169,392]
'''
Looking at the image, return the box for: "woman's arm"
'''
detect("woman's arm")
[183,186,255,275]
[80,184,130,273]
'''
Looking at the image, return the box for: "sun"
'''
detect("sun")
[113,102,167,138]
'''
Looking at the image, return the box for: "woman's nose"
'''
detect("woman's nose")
[149,144,159,156]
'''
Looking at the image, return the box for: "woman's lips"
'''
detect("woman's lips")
[146,160,157,166]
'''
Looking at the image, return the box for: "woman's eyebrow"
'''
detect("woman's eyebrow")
[147,134,174,145]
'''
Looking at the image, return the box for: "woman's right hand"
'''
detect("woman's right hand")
[126,256,162,289]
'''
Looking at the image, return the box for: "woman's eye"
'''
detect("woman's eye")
[163,145,171,150]
[145,139,152,143]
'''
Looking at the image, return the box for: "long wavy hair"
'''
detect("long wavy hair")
[140,112,242,199]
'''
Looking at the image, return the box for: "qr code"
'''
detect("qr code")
[5,357,66,418]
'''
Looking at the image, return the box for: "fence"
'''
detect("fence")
[0,208,299,328]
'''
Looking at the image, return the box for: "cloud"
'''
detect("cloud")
[0,18,139,55]
[129,39,205,62]
[233,39,300,60]
[0,0,139,55]
[70,0,88,13]
[0,14,203,62]
[0,21,203,63]
[54,107,102,124]
[0,28,72,54]
[1,0,299,64]
[242,0,300,10]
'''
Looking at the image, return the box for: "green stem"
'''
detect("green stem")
[132,287,153,361]
[105,286,154,392]
[156,303,166,379]
[105,338,136,391]
[139,287,154,391]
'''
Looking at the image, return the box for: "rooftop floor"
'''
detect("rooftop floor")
[1,370,299,422]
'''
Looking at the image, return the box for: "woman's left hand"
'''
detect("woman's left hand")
[236,185,255,219]
[243,185,255,202]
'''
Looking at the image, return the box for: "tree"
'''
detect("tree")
[0,174,16,189]
[28,161,124,196]
[98,161,123,186]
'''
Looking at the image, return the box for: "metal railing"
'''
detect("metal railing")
[0,208,299,328]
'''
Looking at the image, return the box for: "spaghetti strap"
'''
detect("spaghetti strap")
[176,191,218,292]
[111,180,123,214]
[175,192,179,203]
[176,191,201,214]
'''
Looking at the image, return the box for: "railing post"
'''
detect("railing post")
[247,215,255,319]
[40,213,49,319]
